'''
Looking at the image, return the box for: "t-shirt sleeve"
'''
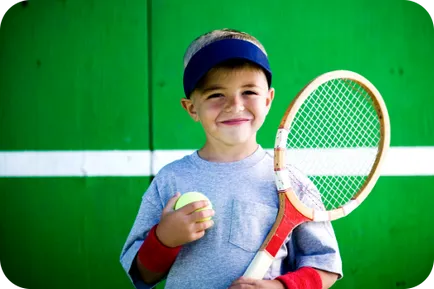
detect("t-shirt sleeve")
[290,220,343,278]
[119,179,165,289]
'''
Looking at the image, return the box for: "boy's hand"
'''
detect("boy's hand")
[228,277,284,289]
[156,192,215,248]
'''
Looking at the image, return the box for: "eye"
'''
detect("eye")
[207,93,224,99]
[243,90,258,95]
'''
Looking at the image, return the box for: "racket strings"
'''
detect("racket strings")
[288,78,381,157]
[286,78,381,211]
[312,176,364,210]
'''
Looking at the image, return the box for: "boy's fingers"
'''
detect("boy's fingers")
[230,277,255,285]
[194,230,206,240]
[181,200,210,214]
[194,219,214,232]
[191,208,215,222]
[163,192,181,213]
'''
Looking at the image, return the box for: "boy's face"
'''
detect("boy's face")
[181,66,274,147]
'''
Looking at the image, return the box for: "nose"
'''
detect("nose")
[224,94,245,113]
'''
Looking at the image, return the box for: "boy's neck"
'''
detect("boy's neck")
[198,140,259,163]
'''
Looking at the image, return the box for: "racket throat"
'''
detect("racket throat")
[264,197,309,257]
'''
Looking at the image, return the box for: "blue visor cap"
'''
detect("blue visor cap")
[183,38,272,98]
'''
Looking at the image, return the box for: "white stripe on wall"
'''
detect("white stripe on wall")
[0,147,433,177]
[0,151,151,177]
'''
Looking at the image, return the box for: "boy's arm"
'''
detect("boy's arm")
[136,256,168,285]
[133,194,215,285]
[120,179,167,289]
[280,220,342,289]
[274,266,326,289]
[229,267,338,289]
[134,224,181,285]
[228,268,335,289]
[315,269,339,289]
[288,174,343,287]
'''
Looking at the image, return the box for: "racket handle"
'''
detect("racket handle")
[243,251,275,279]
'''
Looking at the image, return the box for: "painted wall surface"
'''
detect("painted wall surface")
[1,1,151,289]
[0,1,433,289]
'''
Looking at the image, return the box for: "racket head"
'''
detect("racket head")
[274,70,391,222]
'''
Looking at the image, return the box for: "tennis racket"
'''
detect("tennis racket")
[243,70,391,279]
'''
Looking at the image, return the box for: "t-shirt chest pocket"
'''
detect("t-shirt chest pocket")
[229,199,278,253]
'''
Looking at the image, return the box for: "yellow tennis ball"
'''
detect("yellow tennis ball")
[174,191,213,221]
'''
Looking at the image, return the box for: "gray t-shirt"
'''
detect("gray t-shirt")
[120,146,343,289]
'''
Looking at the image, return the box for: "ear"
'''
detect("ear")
[180,98,200,121]
[265,87,275,112]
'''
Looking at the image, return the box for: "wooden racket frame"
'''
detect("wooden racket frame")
[243,70,390,279]
[273,70,390,222]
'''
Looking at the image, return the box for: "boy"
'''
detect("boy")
[120,29,343,289]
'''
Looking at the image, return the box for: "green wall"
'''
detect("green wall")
[0,0,433,289]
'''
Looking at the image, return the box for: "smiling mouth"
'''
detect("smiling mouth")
[220,118,251,125]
